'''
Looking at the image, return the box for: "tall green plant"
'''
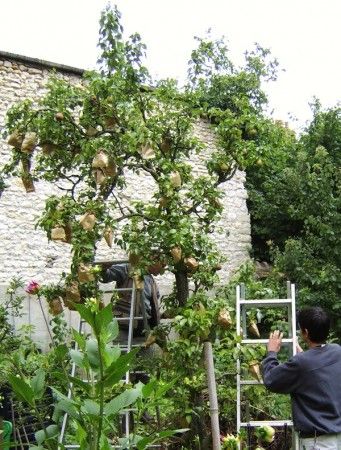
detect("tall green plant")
[7,300,181,449]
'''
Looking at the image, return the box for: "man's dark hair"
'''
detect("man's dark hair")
[298,307,330,343]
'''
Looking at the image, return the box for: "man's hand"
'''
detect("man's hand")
[296,339,304,353]
[267,330,283,353]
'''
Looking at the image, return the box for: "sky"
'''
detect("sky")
[1,0,340,131]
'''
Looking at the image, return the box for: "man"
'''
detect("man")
[262,307,341,449]
[100,260,163,338]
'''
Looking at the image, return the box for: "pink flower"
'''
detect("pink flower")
[26,281,40,295]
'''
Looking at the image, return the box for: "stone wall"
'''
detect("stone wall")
[0,51,251,299]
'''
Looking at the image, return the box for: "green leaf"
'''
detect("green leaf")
[72,328,86,350]
[103,348,138,387]
[103,344,121,367]
[86,338,100,369]
[75,423,87,446]
[70,349,85,368]
[95,303,113,332]
[56,398,79,419]
[104,388,141,416]
[8,374,34,406]
[99,436,112,450]
[68,376,92,394]
[54,343,69,360]
[35,424,58,445]
[141,379,158,398]
[31,368,45,400]
[136,429,188,449]
[155,377,178,399]
[82,399,100,416]
[75,304,95,330]
[107,320,119,341]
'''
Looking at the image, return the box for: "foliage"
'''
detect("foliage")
[0,278,26,387]
[246,103,341,334]
[7,300,180,450]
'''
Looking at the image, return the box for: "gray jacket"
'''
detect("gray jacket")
[262,343,341,436]
[101,263,159,323]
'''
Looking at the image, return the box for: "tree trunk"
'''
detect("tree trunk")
[175,270,189,306]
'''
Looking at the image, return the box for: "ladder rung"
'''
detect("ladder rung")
[100,286,134,292]
[241,338,293,345]
[240,380,263,385]
[240,299,292,307]
[120,344,144,350]
[116,316,144,321]
[240,420,293,427]
[64,446,162,449]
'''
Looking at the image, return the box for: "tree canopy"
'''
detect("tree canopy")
[1,5,281,308]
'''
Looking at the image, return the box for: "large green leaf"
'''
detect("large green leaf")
[54,343,69,360]
[8,374,34,406]
[95,303,113,333]
[56,398,79,419]
[70,349,85,368]
[31,368,45,399]
[72,328,86,351]
[104,388,141,417]
[76,304,95,330]
[67,376,92,394]
[103,344,121,367]
[86,338,100,369]
[82,399,100,416]
[35,424,58,445]
[75,422,87,446]
[102,348,138,387]
[106,320,119,342]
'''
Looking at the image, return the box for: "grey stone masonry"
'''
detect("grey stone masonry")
[0,52,251,296]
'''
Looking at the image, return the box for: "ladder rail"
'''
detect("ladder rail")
[236,284,241,435]
[236,282,298,449]
[59,317,84,445]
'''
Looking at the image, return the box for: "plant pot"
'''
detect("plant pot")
[93,168,106,186]
[132,275,144,290]
[249,361,262,382]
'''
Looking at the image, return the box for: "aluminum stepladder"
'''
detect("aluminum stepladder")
[59,261,153,449]
[236,281,299,449]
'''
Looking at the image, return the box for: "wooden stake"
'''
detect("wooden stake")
[204,341,221,450]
